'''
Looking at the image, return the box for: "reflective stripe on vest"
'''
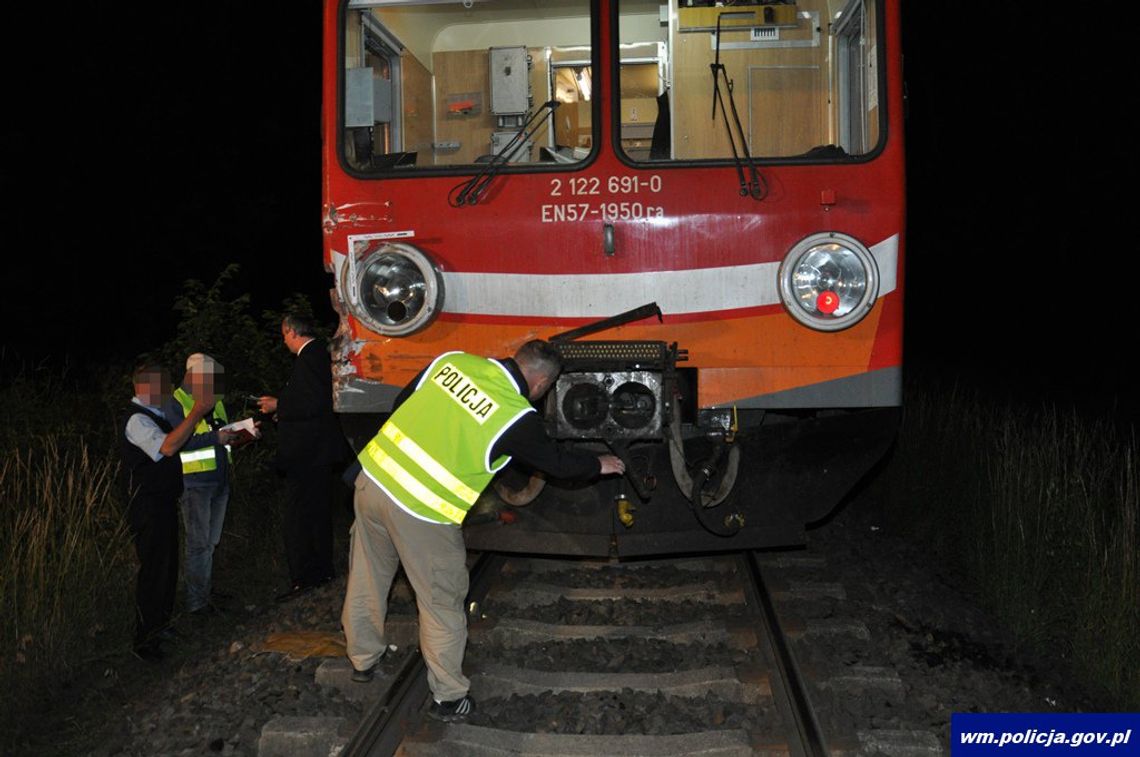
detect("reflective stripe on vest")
[382,423,480,505]
[173,387,229,475]
[179,446,216,474]
[362,439,469,524]
[358,352,534,525]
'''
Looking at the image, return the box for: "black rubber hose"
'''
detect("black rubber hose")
[689,447,742,538]
[606,441,653,501]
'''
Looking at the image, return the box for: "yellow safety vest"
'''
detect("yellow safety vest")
[358,352,535,525]
[173,387,229,475]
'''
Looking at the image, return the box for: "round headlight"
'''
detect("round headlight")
[350,243,443,336]
[778,232,879,331]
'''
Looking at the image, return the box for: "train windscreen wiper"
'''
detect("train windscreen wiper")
[449,100,561,207]
[710,12,768,201]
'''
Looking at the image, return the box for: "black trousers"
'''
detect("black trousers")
[283,464,335,586]
[127,492,179,645]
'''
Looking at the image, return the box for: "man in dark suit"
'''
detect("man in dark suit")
[258,315,348,601]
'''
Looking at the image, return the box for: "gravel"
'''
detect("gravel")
[469,638,752,672]
[15,491,1094,756]
[507,565,720,588]
[482,596,746,627]
[469,690,766,735]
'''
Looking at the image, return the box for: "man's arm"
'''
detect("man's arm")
[494,414,623,479]
[175,410,237,451]
[159,400,213,457]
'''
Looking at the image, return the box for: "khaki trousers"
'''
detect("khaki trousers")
[342,472,471,701]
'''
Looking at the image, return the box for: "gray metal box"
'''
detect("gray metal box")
[490,131,532,162]
[489,46,529,115]
[345,68,375,128]
[345,67,392,127]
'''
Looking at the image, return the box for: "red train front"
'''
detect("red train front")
[321,0,904,556]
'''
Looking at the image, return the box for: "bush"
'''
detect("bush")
[156,263,298,398]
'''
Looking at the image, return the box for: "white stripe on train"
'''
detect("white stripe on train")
[439,234,898,318]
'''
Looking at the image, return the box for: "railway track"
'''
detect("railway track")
[339,551,829,757]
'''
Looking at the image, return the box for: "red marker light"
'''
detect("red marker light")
[817,291,839,314]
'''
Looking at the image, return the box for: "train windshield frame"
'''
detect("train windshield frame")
[612,0,886,166]
[338,0,601,178]
[337,0,885,178]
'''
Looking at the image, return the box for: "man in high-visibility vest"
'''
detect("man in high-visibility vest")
[342,339,625,722]
[174,353,236,616]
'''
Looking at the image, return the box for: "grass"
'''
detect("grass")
[0,361,301,750]
[0,434,136,736]
[876,378,1140,709]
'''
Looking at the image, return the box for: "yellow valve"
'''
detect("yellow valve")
[616,496,636,528]
[727,405,739,443]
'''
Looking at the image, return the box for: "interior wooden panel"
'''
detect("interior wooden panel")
[433,49,496,164]
[671,0,829,159]
[433,47,550,164]
[677,4,799,30]
[527,49,552,155]
[865,0,880,148]
[619,62,659,157]
[552,68,580,146]
[345,12,362,65]
[401,52,434,156]
[748,67,823,156]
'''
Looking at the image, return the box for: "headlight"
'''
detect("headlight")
[350,243,443,336]
[778,232,879,331]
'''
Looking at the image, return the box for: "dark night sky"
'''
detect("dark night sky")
[2,4,327,364]
[2,2,1133,418]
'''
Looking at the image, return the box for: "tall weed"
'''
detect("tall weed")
[878,379,1140,708]
[0,435,135,732]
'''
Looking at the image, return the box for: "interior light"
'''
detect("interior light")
[576,68,592,101]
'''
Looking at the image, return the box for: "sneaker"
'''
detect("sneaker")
[428,695,475,723]
[350,646,391,683]
[351,664,376,683]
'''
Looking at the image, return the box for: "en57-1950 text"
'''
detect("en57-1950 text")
[540,202,665,223]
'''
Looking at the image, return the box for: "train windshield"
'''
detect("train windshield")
[341,0,595,173]
[615,0,883,162]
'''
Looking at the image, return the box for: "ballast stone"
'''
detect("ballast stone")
[257,715,347,757]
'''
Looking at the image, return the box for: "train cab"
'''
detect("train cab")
[321,0,904,555]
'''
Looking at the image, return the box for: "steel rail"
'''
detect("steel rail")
[340,552,505,757]
[744,552,830,757]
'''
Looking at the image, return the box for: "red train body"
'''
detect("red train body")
[321,0,904,555]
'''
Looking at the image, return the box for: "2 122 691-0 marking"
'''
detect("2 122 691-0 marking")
[549,175,664,196]
[543,175,666,222]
